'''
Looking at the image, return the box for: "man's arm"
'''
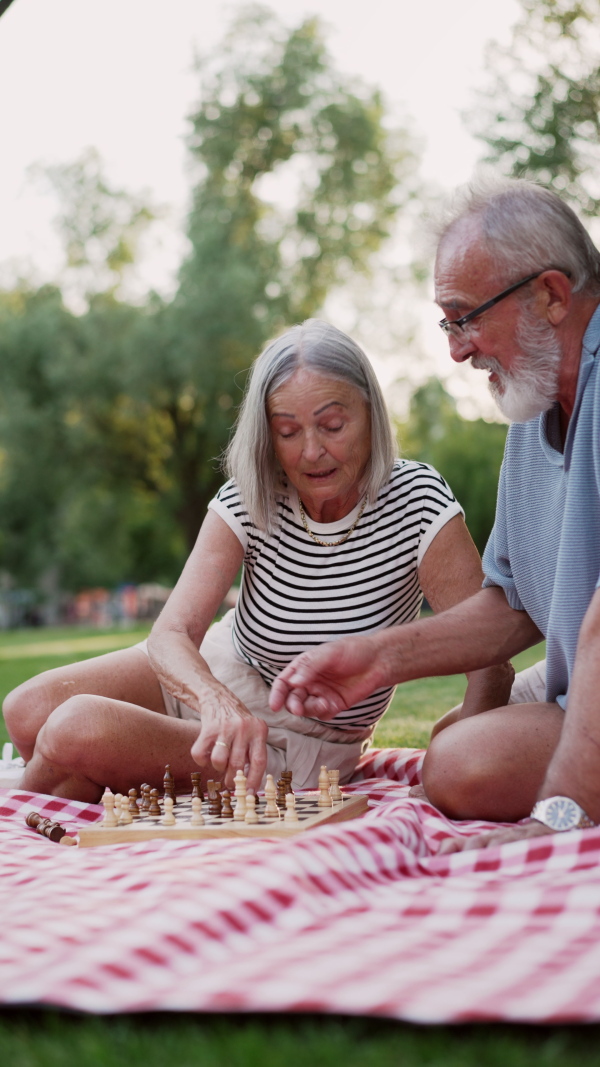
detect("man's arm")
[269,585,542,719]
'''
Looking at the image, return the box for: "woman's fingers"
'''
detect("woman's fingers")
[190,710,268,792]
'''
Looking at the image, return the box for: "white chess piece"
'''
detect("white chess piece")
[244,793,259,824]
[284,792,299,823]
[264,774,279,818]
[119,793,133,825]
[161,795,176,826]
[318,765,332,807]
[234,769,247,821]
[328,769,343,803]
[101,788,118,828]
[190,795,205,826]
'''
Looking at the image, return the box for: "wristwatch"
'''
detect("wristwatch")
[530,796,596,832]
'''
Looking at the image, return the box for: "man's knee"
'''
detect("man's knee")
[421,725,488,820]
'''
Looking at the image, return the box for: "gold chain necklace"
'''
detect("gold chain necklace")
[298,495,367,547]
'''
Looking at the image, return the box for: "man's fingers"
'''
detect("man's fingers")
[269,677,289,712]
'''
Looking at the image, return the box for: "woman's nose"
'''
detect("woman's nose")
[302,431,325,460]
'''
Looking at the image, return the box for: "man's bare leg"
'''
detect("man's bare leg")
[20,694,206,801]
[421,702,564,822]
[3,647,166,762]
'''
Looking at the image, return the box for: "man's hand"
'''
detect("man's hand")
[269,633,389,719]
[438,820,555,854]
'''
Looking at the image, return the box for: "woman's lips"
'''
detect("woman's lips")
[305,469,336,479]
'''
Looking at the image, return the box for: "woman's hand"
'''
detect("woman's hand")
[190,682,268,793]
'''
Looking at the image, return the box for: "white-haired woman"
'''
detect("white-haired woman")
[5,320,512,801]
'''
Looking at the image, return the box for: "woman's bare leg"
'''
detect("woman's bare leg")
[421,702,564,822]
[3,647,166,761]
[20,694,206,802]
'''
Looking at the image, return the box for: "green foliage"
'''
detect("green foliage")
[472,0,600,214]
[397,379,507,554]
[0,7,417,589]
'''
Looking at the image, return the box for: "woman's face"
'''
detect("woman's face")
[267,367,372,523]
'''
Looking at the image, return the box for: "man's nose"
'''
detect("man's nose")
[448,331,476,364]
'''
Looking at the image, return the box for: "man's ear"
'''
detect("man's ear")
[538,270,572,326]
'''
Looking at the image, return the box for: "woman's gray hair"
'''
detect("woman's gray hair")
[225,319,396,532]
[434,174,600,297]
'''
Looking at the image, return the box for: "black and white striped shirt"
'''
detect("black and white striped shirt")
[208,460,462,730]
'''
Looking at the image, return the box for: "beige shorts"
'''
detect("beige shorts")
[135,610,374,790]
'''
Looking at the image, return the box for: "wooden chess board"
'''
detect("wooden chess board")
[77,791,369,847]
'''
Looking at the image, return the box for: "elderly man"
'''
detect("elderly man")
[270,177,600,851]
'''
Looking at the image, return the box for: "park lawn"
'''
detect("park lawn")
[4,629,597,1065]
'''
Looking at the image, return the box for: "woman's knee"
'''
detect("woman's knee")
[3,674,54,752]
[35,695,107,767]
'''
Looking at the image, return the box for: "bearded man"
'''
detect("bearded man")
[270,176,600,851]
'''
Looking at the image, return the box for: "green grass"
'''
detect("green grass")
[2,629,581,1064]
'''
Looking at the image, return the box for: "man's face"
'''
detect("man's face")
[434,221,562,422]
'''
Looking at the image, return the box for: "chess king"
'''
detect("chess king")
[5,319,512,802]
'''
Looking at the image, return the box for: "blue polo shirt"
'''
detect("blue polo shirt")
[482,303,600,709]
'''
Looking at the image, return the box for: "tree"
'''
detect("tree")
[397,380,507,555]
[471,0,600,214]
[123,5,419,551]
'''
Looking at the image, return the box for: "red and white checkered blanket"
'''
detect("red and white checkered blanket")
[2,746,600,1023]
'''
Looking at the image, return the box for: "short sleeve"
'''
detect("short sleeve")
[411,464,464,566]
[482,457,526,611]
[207,480,250,553]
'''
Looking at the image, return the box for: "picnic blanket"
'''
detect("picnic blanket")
[2,746,600,1023]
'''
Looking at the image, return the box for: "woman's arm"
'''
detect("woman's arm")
[417,514,515,732]
[147,510,268,791]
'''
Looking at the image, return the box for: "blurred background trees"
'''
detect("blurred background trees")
[1,0,598,611]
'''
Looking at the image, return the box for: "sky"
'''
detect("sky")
[0,0,523,414]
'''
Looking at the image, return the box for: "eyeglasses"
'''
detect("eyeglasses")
[438,267,572,340]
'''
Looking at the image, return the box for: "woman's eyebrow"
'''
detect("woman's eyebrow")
[313,401,346,416]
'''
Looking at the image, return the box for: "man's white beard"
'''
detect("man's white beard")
[472,312,562,423]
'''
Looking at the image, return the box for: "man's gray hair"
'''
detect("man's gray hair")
[225,319,396,532]
[435,175,600,297]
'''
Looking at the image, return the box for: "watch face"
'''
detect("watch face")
[545,797,580,831]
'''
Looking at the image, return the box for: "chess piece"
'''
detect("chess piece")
[318,765,332,807]
[26,811,75,844]
[163,764,176,804]
[276,778,287,809]
[284,793,299,824]
[264,774,279,818]
[207,780,222,817]
[191,772,204,803]
[161,795,176,826]
[233,769,247,821]
[190,795,204,826]
[244,794,259,824]
[149,788,161,817]
[101,788,118,828]
[119,794,133,825]
[328,769,343,803]
[221,789,234,819]
[282,770,294,794]
[128,789,140,818]
[140,784,151,812]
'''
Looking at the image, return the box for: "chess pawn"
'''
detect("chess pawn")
[284,792,299,824]
[318,765,332,807]
[233,769,247,821]
[140,784,151,812]
[282,770,294,794]
[191,772,204,803]
[190,795,204,826]
[244,793,259,824]
[149,788,161,817]
[276,778,287,809]
[328,769,343,804]
[221,789,234,819]
[101,788,118,828]
[161,795,176,826]
[264,774,279,818]
[128,789,140,818]
[119,794,133,825]
[163,764,176,804]
[207,780,222,817]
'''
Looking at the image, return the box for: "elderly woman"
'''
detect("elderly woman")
[5,320,512,801]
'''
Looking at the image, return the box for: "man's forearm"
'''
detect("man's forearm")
[376,586,542,688]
